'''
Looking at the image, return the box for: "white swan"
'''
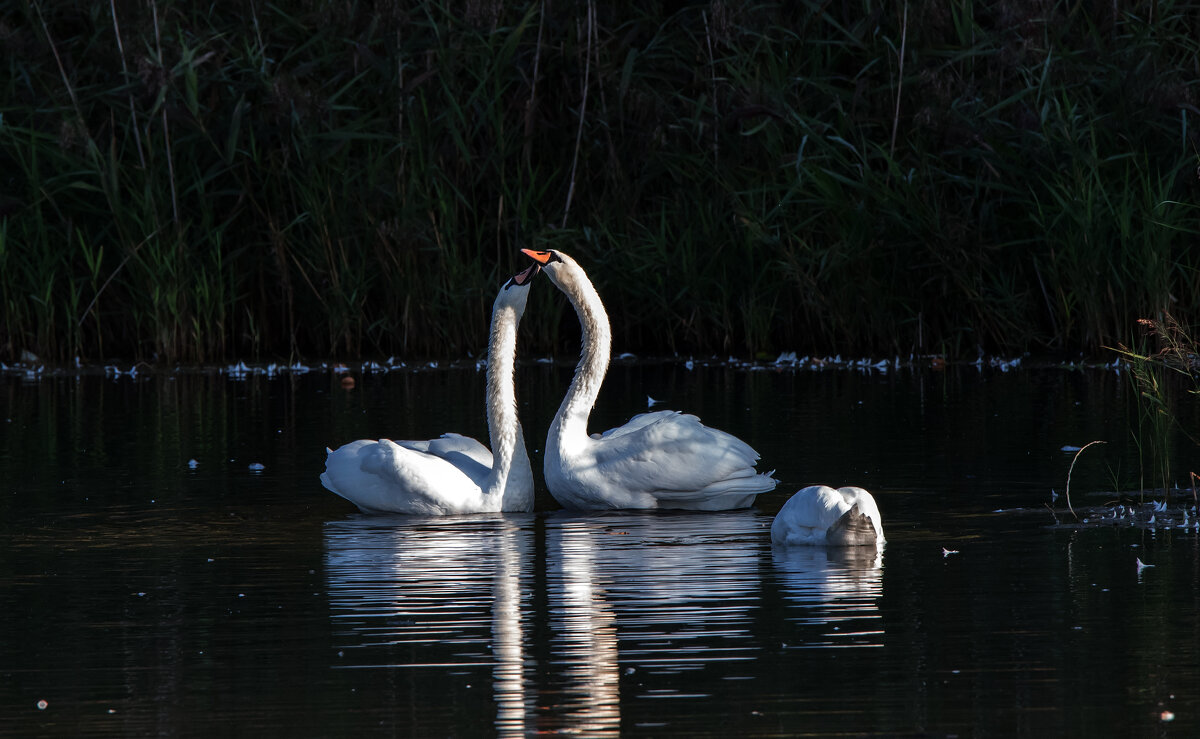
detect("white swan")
[319,265,538,514]
[522,248,777,510]
[770,486,884,547]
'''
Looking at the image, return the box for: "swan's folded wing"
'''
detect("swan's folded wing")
[397,433,491,484]
[592,410,678,440]
[321,439,479,514]
[591,412,776,500]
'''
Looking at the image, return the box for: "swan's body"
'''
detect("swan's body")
[523,248,776,511]
[770,486,884,547]
[320,266,537,514]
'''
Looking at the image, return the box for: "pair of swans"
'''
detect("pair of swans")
[320,248,884,545]
[320,249,776,515]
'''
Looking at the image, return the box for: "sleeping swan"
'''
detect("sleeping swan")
[770,486,884,547]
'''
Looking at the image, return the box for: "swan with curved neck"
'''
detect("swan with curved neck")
[771,486,884,547]
[320,265,537,514]
[523,248,777,510]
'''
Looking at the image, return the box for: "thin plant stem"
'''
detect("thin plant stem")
[562,0,593,229]
[109,0,146,169]
[151,0,179,226]
[524,0,545,163]
[889,2,908,160]
[703,10,718,163]
[77,227,164,329]
[1065,440,1106,520]
[32,1,83,122]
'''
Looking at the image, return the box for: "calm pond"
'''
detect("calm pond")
[2,358,1199,736]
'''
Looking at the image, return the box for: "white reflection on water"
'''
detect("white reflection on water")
[324,510,884,735]
[323,514,533,736]
[542,510,767,735]
[492,521,527,735]
[548,511,765,672]
[770,544,884,648]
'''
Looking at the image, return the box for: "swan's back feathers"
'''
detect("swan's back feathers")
[321,438,487,515]
[396,432,492,485]
[591,410,677,440]
[576,411,776,510]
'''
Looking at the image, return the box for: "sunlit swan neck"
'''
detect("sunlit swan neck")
[531,249,775,511]
[319,274,534,515]
[485,295,531,499]
[547,258,611,445]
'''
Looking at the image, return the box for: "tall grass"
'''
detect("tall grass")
[1113,313,1200,500]
[1,1,1197,363]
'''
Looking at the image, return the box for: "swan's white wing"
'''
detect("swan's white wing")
[589,411,776,508]
[320,439,484,515]
[396,432,492,485]
[591,410,676,440]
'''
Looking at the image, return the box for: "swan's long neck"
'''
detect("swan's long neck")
[484,299,528,497]
[552,265,611,448]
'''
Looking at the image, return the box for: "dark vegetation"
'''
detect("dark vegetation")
[1,0,1198,363]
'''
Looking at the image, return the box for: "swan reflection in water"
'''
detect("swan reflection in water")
[542,509,770,736]
[770,543,884,648]
[323,514,534,736]
[324,510,884,735]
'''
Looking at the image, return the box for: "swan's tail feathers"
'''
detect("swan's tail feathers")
[657,471,778,511]
[826,503,881,546]
[321,439,391,513]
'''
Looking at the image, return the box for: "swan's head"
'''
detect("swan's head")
[520,248,578,292]
[495,262,539,314]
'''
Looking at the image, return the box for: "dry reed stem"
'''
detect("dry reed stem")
[151,0,180,226]
[562,0,593,229]
[702,10,718,163]
[524,0,545,162]
[109,0,146,168]
[889,2,908,160]
[1065,440,1106,519]
[32,1,83,124]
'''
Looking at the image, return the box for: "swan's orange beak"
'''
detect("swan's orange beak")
[521,248,554,265]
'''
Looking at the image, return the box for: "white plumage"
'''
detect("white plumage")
[771,485,884,547]
[522,248,777,511]
[320,266,537,514]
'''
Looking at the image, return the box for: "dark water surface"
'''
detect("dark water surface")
[2,360,1199,736]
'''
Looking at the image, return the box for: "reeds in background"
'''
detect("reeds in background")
[1,1,1197,363]
[1113,314,1200,499]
